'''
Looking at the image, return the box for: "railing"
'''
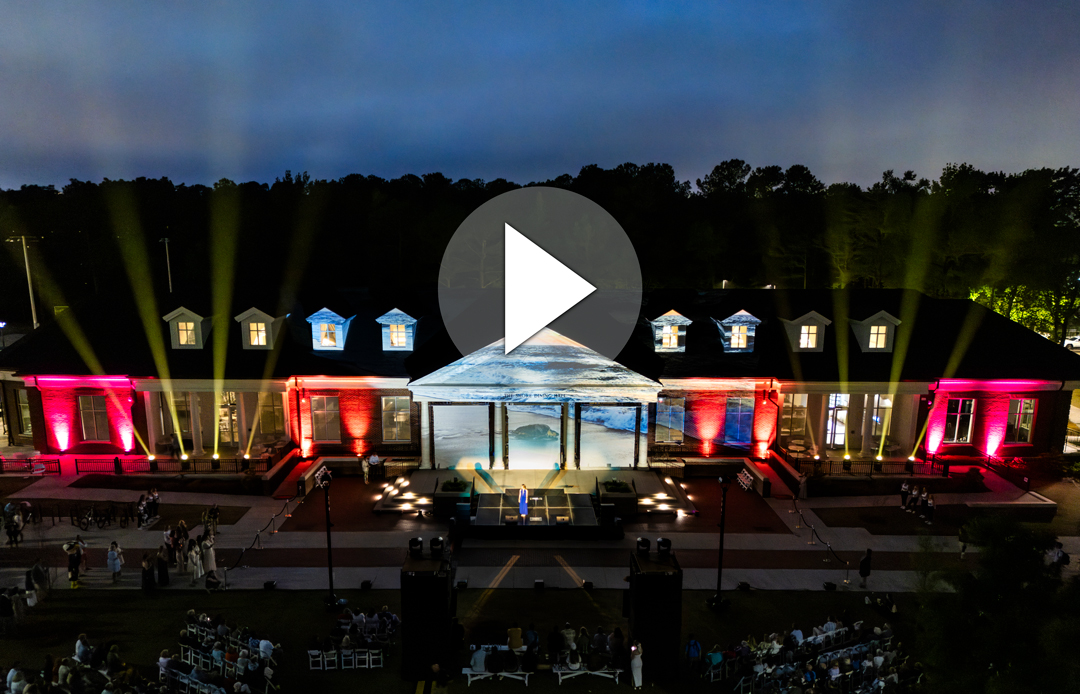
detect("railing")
[796,458,937,476]
[73,457,270,475]
[788,497,853,583]
[383,458,421,481]
[0,457,61,475]
[222,496,297,588]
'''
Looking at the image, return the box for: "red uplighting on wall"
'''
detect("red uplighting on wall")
[752,390,779,458]
[979,393,1010,456]
[32,375,136,454]
[687,394,725,449]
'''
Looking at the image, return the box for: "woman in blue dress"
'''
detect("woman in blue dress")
[519,484,529,521]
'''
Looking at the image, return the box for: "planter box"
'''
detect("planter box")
[434,490,470,517]
[599,488,637,518]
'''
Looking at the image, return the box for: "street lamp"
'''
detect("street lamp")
[315,466,336,605]
[159,238,173,293]
[0,322,6,350]
[5,236,40,328]
[707,475,731,610]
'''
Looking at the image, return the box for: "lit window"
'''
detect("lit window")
[655,397,685,443]
[869,325,887,349]
[944,398,975,444]
[661,325,680,349]
[249,322,267,346]
[160,391,191,435]
[1006,398,1035,443]
[79,395,109,442]
[731,325,748,349]
[872,394,893,438]
[799,325,817,349]
[259,394,285,435]
[382,396,411,441]
[725,397,755,443]
[17,389,32,435]
[320,324,337,347]
[389,324,408,348]
[178,322,196,345]
[781,393,808,443]
[310,396,340,441]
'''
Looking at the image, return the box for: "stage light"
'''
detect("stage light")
[680,483,686,489]
[664,477,673,485]
[243,453,250,460]
[908,456,916,461]
[636,537,650,556]
[401,480,410,487]
[430,536,444,557]
[843,454,850,460]
[408,537,423,558]
[813,455,820,460]
[676,510,684,518]
[876,455,883,461]
[148,455,155,461]
[181,454,189,460]
[374,494,382,500]
[382,483,389,488]
[212,453,219,460]
[418,498,429,504]
[396,477,405,484]
[655,492,668,499]
[656,537,672,558]
[658,504,670,510]
[687,495,693,500]
[639,498,653,505]
[402,492,415,499]
[401,503,412,510]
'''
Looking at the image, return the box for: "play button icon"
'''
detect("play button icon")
[504,223,596,353]
[438,187,642,359]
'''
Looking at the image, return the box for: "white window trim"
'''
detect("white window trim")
[943,398,975,444]
[79,395,110,442]
[310,396,341,442]
[799,325,818,349]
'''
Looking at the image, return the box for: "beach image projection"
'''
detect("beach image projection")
[507,405,561,469]
[577,405,637,469]
[432,405,490,469]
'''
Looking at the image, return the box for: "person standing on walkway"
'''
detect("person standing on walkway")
[157,545,170,587]
[917,488,929,519]
[64,542,81,589]
[201,533,217,575]
[904,487,921,513]
[630,640,643,690]
[859,549,873,589]
[107,542,123,584]
[141,553,156,592]
[189,539,204,586]
[684,633,702,677]
[958,523,969,560]
[899,480,910,509]
[362,456,370,484]
[923,494,935,525]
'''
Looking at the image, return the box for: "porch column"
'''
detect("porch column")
[560,403,569,469]
[500,403,509,469]
[860,394,875,457]
[189,392,204,456]
[144,392,158,456]
[815,394,828,457]
[419,400,432,469]
[237,392,249,454]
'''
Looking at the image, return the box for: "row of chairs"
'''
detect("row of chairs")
[308,648,384,670]
[187,624,277,664]
[736,469,754,491]
[159,666,278,694]
[179,645,265,681]
[336,618,396,645]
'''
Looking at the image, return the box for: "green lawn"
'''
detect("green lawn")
[3,587,920,693]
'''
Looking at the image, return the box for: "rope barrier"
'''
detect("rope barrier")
[789,497,852,582]
[221,496,296,585]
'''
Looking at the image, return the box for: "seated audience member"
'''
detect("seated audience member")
[486,649,505,674]
[803,664,818,684]
[469,646,486,673]
[823,616,837,633]
[523,624,539,651]
[828,660,840,680]
[586,651,605,672]
[9,671,26,694]
[105,645,124,676]
[75,635,93,662]
[705,645,724,669]
[237,650,251,672]
[56,659,72,685]
[351,610,366,629]
[340,635,353,650]
[575,627,591,656]
[567,648,582,671]
[507,621,524,652]
[248,635,262,653]
[561,622,576,649]
[591,627,608,654]
[179,629,199,649]
[158,650,172,675]
[520,645,538,673]
[211,643,225,664]
[259,639,278,662]
[225,646,239,663]
[548,625,565,655]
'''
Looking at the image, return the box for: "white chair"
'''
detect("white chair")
[368,649,384,668]
[323,650,338,671]
[307,650,323,670]
[340,650,356,669]
[224,661,237,678]
[354,649,370,668]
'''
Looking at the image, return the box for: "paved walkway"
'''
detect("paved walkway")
[2,468,1076,592]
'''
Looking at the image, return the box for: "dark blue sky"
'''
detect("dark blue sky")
[2,2,1078,190]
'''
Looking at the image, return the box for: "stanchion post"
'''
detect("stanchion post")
[254,531,262,550]
[270,517,276,534]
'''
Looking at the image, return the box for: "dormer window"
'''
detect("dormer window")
[320,324,338,347]
[249,323,267,346]
[869,325,887,349]
[780,311,831,352]
[850,311,901,353]
[306,308,353,352]
[163,307,210,349]
[376,309,417,351]
[650,310,692,353]
[715,310,761,353]
[235,308,283,350]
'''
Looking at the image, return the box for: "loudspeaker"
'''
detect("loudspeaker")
[360,580,373,590]
[737,581,751,591]
[555,516,570,525]
[534,579,544,590]
[504,515,518,526]
[456,580,468,590]
[629,553,682,680]
[582,581,593,590]
[263,581,276,590]
[401,556,453,681]
[823,582,837,591]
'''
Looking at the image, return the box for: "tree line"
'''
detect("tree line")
[1,161,1078,341]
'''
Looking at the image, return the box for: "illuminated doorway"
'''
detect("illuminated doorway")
[826,393,850,448]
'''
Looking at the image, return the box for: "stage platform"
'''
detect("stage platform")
[474,489,598,527]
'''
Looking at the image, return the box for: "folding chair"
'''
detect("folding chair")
[224,661,237,678]
[340,650,356,669]
[354,649,370,669]
[368,649,384,668]
[323,650,338,670]
[307,650,324,670]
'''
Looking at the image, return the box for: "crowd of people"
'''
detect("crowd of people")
[897,481,935,525]
[702,613,921,692]
[317,604,401,656]
[464,621,644,688]
[3,635,159,694]
[158,611,281,693]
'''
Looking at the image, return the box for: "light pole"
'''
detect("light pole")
[315,466,335,604]
[5,236,39,328]
[0,322,5,350]
[707,476,731,609]
[159,238,173,293]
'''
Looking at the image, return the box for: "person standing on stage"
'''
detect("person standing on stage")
[519,484,528,522]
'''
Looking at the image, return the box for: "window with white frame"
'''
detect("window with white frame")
[730,324,748,349]
[389,324,408,348]
[17,389,32,435]
[319,324,338,347]
[725,397,754,443]
[249,322,267,346]
[310,396,340,441]
[944,398,975,444]
[79,395,109,441]
[655,397,685,443]
[1006,398,1035,443]
[159,392,191,435]
[869,325,888,349]
[872,394,893,438]
[259,394,285,435]
[799,325,817,349]
[780,393,808,443]
[178,322,196,345]
[381,396,411,442]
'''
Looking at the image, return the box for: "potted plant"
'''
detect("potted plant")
[599,478,637,517]
[434,477,470,517]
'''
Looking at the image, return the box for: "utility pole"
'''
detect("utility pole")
[160,237,173,293]
[6,235,39,329]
